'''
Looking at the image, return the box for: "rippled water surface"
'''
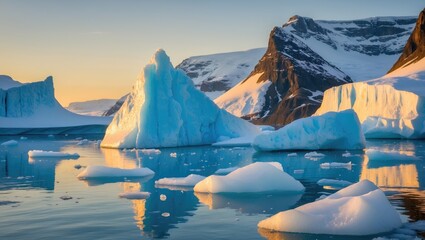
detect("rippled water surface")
[1,136,425,239]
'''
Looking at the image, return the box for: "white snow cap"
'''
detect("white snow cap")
[258,180,402,235]
[194,162,304,193]
[253,110,365,151]
[101,49,258,149]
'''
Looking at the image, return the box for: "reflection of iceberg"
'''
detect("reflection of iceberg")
[103,146,249,238]
[360,158,419,188]
[195,192,302,214]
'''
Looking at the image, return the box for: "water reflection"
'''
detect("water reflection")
[195,192,302,214]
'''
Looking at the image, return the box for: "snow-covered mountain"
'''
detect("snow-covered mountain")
[316,9,425,139]
[215,15,416,127]
[0,76,111,134]
[176,48,265,99]
[67,99,117,116]
[103,49,265,117]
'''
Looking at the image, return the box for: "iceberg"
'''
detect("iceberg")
[101,49,259,149]
[28,150,80,159]
[193,162,304,193]
[1,140,18,146]
[0,76,111,134]
[253,110,365,151]
[77,166,154,179]
[155,174,205,187]
[258,180,402,235]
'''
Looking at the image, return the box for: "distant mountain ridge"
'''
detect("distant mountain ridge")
[215,15,416,127]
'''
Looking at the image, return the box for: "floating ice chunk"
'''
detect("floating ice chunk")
[258,180,402,235]
[28,150,80,159]
[1,140,18,146]
[317,179,353,188]
[366,149,420,161]
[304,151,325,159]
[287,153,298,157]
[155,174,205,187]
[160,194,167,201]
[119,191,150,200]
[59,195,73,200]
[194,162,304,193]
[20,136,28,140]
[169,152,177,158]
[214,167,238,175]
[253,110,365,151]
[101,49,259,149]
[77,166,154,179]
[77,139,89,145]
[140,149,161,155]
[320,161,352,169]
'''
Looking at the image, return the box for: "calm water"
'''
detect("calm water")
[1,136,425,239]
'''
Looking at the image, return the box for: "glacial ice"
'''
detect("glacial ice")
[253,110,365,151]
[0,76,111,134]
[316,58,425,139]
[155,174,205,187]
[194,162,304,193]
[258,180,402,235]
[77,166,154,179]
[101,49,259,149]
[28,150,80,159]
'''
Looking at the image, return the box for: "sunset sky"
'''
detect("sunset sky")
[1,0,424,106]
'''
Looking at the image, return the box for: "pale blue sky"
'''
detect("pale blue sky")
[0,0,424,105]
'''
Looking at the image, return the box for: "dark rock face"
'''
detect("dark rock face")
[388,9,425,73]
[103,94,128,116]
[242,27,351,127]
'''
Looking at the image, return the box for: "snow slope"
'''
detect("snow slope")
[176,48,266,99]
[253,110,365,151]
[0,76,111,134]
[258,180,402,235]
[101,49,259,149]
[67,99,117,116]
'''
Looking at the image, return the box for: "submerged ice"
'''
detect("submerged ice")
[101,49,259,149]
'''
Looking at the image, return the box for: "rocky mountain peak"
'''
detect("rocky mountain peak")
[388,9,425,73]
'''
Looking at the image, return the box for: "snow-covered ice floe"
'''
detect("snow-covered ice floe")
[194,162,304,193]
[101,49,259,149]
[320,161,352,169]
[28,150,80,159]
[77,166,154,179]
[315,58,425,139]
[140,149,161,155]
[119,191,151,200]
[258,180,402,235]
[304,151,326,160]
[155,174,205,187]
[366,149,420,161]
[253,110,365,151]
